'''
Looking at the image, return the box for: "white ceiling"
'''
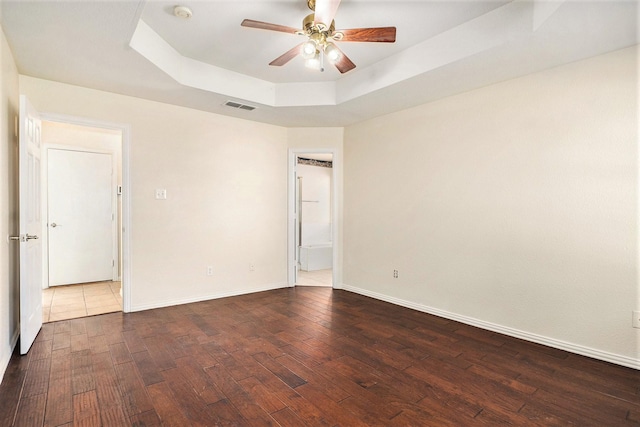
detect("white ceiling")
[1,1,637,127]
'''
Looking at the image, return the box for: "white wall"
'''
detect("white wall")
[298,163,332,245]
[0,24,20,380]
[20,76,289,311]
[343,46,639,368]
[43,121,121,173]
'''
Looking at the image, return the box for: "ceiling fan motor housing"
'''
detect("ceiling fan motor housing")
[303,13,336,35]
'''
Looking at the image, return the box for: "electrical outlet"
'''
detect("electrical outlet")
[249,263,255,271]
[393,269,399,279]
[633,311,640,329]
[155,188,167,200]
[207,266,213,276]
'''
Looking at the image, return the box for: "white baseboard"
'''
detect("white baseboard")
[341,284,640,371]
[0,328,19,385]
[129,282,289,313]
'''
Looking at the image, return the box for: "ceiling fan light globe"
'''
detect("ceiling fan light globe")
[305,55,322,70]
[301,40,317,59]
[324,43,341,63]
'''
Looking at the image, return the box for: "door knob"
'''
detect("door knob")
[50,223,60,228]
[8,234,38,242]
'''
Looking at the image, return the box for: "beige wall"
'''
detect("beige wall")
[0,25,19,379]
[20,76,290,311]
[344,46,639,366]
[1,76,345,378]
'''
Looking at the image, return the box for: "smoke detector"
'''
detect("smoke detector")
[174,6,193,19]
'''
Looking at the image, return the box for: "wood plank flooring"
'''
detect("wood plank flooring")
[1,287,638,426]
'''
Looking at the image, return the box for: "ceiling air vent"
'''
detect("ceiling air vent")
[224,101,256,111]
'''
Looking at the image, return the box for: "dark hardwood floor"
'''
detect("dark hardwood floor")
[1,287,638,426]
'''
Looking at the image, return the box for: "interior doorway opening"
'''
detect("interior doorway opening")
[39,117,129,322]
[288,149,337,288]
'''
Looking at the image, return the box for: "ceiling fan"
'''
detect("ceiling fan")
[241,0,396,74]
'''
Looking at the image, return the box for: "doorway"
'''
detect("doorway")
[288,149,337,287]
[39,118,129,322]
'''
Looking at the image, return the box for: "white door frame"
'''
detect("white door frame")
[287,148,338,287]
[40,113,132,313]
[44,145,118,286]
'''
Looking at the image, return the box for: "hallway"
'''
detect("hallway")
[42,281,122,323]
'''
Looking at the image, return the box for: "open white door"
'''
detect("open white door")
[18,95,43,354]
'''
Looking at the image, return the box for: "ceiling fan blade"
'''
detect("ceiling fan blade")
[241,19,300,35]
[269,44,303,66]
[332,45,356,74]
[337,27,397,43]
[314,0,341,28]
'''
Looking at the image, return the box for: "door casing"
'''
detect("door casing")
[287,148,338,287]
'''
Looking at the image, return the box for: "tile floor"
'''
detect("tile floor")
[41,272,329,323]
[296,268,332,287]
[42,281,122,323]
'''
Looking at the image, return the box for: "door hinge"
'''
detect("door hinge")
[112,260,115,267]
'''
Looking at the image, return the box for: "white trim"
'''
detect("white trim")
[39,113,132,313]
[287,150,296,286]
[342,283,640,371]
[129,282,289,313]
[636,32,640,366]
[287,148,338,289]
